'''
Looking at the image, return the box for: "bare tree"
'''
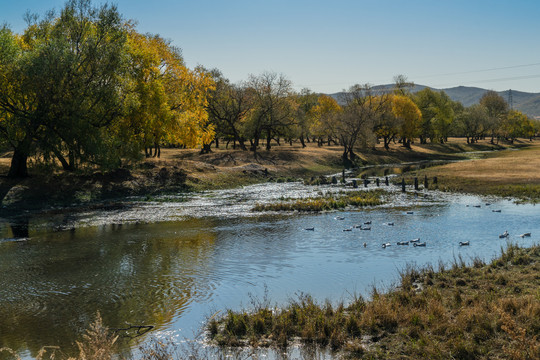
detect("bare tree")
[337,84,386,166]
[246,72,295,151]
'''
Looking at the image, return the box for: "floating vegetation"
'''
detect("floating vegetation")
[252,189,385,212]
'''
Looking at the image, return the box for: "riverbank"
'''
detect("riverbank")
[0,138,513,215]
[207,244,540,359]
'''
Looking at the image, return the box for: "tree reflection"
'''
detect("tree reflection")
[0,219,217,358]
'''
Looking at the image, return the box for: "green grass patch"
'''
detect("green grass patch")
[252,189,385,212]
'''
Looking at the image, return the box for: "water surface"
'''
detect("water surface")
[0,181,538,358]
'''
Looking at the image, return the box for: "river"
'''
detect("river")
[0,179,538,359]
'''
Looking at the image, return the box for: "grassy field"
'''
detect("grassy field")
[207,244,540,359]
[406,140,540,202]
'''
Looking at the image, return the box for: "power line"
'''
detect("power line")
[414,62,540,79]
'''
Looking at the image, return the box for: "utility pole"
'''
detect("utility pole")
[508,89,513,110]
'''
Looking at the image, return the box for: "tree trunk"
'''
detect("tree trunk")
[299,136,306,148]
[200,143,212,154]
[266,129,272,151]
[8,134,34,178]
[51,147,73,171]
[384,136,390,150]
[215,138,219,149]
[8,147,30,178]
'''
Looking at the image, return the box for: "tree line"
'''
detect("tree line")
[206,72,539,167]
[1,1,538,178]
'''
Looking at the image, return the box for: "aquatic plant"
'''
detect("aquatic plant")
[252,189,385,212]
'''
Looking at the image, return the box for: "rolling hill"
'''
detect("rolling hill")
[330,85,540,118]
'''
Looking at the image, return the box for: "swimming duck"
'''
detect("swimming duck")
[459,241,470,246]
[397,241,409,245]
[414,242,426,247]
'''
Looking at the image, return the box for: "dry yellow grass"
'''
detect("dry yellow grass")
[415,140,540,201]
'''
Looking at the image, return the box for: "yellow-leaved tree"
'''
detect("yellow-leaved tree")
[309,95,342,146]
[391,95,422,149]
[121,30,215,158]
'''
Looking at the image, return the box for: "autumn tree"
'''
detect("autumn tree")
[500,110,534,143]
[392,95,422,148]
[337,84,385,166]
[245,72,295,151]
[0,0,129,176]
[479,90,508,144]
[370,95,396,150]
[413,88,457,144]
[310,95,342,146]
[293,89,319,147]
[205,71,253,150]
[123,31,215,157]
[457,104,488,143]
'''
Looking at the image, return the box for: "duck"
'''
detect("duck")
[492,209,502,213]
[304,227,315,231]
[363,242,367,247]
[353,224,363,229]
[414,242,426,247]
[410,238,420,243]
[459,241,470,246]
[406,211,414,215]
[364,221,372,225]
[499,230,509,238]
[335,216,345,220]
[473,205,481,208]
[397,241,409,245]
[382,242,391,248]
[343,228,352,232]
[361,227,371,231]
[387,222,395,226]
[518,232,531,238]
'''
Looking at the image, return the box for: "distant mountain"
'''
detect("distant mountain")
[329,85,540,118]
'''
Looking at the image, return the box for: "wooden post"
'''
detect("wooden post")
[364,179,368,188]
[376,178,380,187]
[331,176,338,184]
[433,176,438,184]
[342,169,346,183]
[424,175,428,189]
[385,176,389,186]
[414,177,419,190]
[401,178,406,192]
[352,179,358,188]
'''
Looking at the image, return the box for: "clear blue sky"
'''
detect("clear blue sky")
[2,0,540,93]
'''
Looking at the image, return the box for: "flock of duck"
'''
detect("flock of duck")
[304,214,430,249]
[303,207,532,249]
